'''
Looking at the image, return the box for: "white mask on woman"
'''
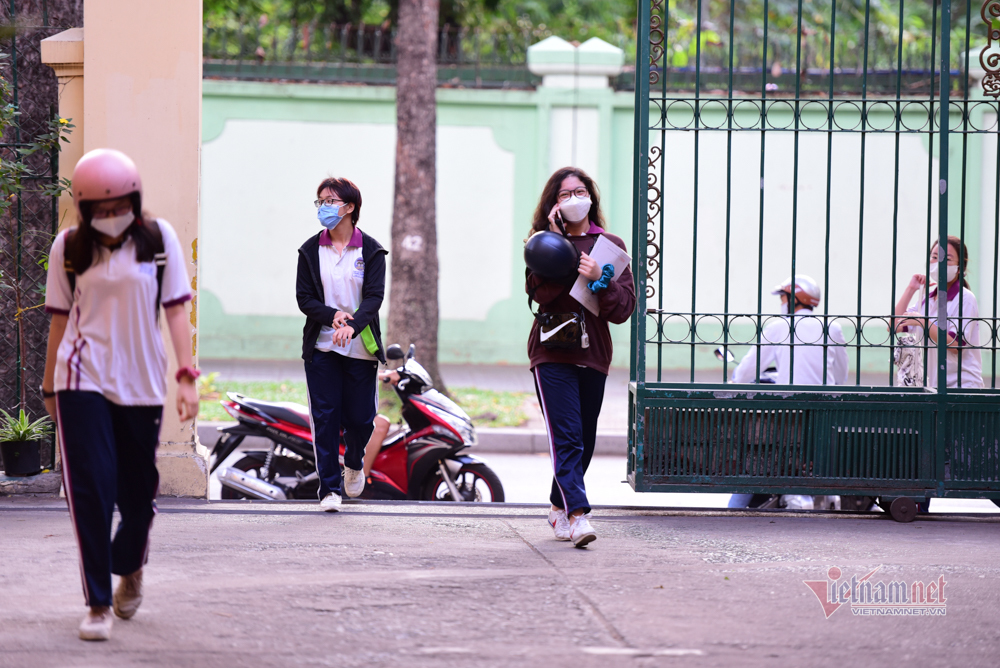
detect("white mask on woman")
[928,263,959,285]
[91,211,135,238]
[560,195,592,223]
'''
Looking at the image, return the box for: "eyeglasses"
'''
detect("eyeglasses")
[314,198,344,209]
[556,187,589,203]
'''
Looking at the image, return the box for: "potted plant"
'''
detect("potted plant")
[0,409,53,477]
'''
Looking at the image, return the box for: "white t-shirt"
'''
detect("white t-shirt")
[45,220,192,405]
[732,308,849,386]
[907,283,983,389]
[314,227,375,361]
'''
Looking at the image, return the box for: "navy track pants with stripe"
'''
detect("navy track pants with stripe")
[56,391,162,608]
[304,349,379,499]
[532,363,607,515]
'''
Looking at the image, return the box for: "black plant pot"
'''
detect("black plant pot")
[0,440,41,477]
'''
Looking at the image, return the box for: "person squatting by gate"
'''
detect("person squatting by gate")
[727,275,848,510]
[41,149,199,641]
[524,167,636,548]
[296,177,387,512]
[730,275,849,387]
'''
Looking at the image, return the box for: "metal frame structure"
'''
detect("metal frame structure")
[628,0,1000,508]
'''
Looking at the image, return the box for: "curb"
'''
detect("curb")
[197,422,627,457]
[0,471,62,496]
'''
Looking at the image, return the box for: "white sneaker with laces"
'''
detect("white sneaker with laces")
[320,492,342,512]
[569,515,597,548]
[344,467,365,498]
[79,607,113,641]
[547,509,571,541]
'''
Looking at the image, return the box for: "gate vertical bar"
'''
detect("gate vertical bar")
[630,0,653,485]
[937,0,951,484]
[721,0,737,383]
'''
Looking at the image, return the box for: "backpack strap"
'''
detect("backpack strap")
[62,221,167,319]
[148,219,166,320]
[64,228,77,296]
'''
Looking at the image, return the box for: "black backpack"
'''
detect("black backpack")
[63,220,167,319]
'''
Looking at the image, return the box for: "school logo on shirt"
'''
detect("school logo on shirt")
[353,257,365,279]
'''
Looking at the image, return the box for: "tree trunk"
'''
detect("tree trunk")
[387,0,447,392]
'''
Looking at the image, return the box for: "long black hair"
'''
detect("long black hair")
[64,193,161,274]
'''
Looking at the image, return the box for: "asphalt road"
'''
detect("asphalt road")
[1,497,998,667]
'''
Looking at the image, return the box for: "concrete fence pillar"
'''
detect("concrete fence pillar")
[527,36,624,189]
[40,1,207,497]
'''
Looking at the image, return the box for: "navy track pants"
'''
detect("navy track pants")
[56,391,162,608]
[532,363,607,515]
[304,349,379,498]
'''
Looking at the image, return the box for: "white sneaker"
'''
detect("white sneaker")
[79,607,113,641]
[113,569,143,619]
[320,492,342,512]
[569,515,597,548]
[344,467,365,498]
[547,509,571,541]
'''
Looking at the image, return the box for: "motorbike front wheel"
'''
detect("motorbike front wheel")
[421,462,505,503]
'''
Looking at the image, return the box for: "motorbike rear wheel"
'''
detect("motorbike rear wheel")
[219,453,317,500]
[421,462,505,502]
[219,454,268,500]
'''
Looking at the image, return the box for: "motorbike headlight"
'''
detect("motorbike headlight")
[404,360,434,388]
[425,404,477,446]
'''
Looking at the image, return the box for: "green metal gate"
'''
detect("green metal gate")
[629,0,1000,507]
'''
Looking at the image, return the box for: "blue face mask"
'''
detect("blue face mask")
[318,204,344,230]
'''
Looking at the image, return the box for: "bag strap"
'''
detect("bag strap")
[63,221,167,319]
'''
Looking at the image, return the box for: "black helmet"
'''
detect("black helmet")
[524,231,580,280]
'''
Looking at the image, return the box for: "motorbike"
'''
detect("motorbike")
[210,343,505,503]
[714,347,875,512]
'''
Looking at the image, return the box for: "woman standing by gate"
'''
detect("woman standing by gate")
[297,177,387,511]
[894,236,983,389]
[42,149,199,640]
[525,167,636,547]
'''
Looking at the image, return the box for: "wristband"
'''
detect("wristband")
[175,366,201,383]
[40,386,56,399]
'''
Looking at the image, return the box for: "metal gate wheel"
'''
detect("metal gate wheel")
[885,497,918,523]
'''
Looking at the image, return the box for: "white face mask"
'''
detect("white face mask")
[928,263,959,285]
[560,195,592,223]
[91,211,135,238]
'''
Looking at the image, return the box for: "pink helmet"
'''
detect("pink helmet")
[72,148,142,220]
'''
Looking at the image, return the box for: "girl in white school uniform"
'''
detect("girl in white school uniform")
[894,235,983,388]
[42,149,199,641]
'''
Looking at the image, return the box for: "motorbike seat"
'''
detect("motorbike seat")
[243,399,311,429]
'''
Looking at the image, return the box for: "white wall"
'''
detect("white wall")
[201,119,514,322]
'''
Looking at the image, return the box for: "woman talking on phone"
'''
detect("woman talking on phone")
[524,167,636,547]
[42,149,198,641]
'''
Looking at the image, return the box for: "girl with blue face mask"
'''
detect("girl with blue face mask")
[296,178,389,510]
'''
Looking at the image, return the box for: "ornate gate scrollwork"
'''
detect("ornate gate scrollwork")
[981,0,1000,98]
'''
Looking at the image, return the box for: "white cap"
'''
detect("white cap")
[771,275,821,306]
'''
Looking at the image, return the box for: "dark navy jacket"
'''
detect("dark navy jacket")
[296,227,388,364]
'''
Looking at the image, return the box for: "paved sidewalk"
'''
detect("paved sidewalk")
[2,497,998,667]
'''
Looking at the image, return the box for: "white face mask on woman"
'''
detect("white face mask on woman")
[91,211,135,238]
[559,195,592,223]
[928,263,959,285]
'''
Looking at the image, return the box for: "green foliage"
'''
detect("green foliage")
[0,409,53,443]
